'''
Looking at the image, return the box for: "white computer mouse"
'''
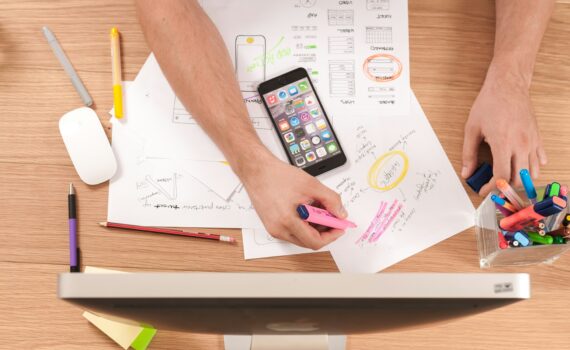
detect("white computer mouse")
[59,107,117,185]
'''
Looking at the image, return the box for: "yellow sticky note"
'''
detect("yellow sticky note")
[82,267,157,350]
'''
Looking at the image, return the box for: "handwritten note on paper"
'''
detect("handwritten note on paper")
[323,93,475,273]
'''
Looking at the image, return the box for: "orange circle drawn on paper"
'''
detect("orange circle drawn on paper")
[362,53,403,83]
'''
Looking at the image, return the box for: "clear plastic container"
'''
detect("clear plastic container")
[475,187,570,268]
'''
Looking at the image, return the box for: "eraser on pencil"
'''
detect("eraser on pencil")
[466,162,493,193]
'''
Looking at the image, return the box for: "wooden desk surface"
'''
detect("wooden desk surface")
[1,1,569,349]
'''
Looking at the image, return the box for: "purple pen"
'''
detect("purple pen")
[69,183,80,272]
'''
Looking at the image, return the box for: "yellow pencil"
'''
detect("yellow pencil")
[110,27,123,118]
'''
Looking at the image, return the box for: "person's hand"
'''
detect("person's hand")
[461,62,547,196]
[240,151,347,250]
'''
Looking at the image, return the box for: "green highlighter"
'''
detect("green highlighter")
[527,232,553,245]
[548,182,561,198]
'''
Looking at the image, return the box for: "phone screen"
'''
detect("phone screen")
[262,78,342,169]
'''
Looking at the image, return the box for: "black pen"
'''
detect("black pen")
[69,183,80,272]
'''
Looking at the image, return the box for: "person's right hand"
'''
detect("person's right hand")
[240,151,348,250]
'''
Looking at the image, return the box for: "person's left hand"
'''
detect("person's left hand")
[461,63,547,196]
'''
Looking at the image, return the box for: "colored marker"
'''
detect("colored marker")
[519,169,537,204]
[548,227,570,237]
[549,182,561,198]
[496,179,525,211]
[543,184,551,201]
[513,231,532,247]
[527,232,553,245]
[497,231,509,249]
[297,204,357,230]
[491,194,516,213]
[553,236,565,244]
[563,214,570,228]
[538,229,546,236]
[499,196,567,232]
[110,27,124,118]
[510,240,520,248]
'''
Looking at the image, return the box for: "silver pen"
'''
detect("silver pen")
[42,26,93,107]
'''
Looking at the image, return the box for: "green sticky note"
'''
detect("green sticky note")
[130,325,157,350]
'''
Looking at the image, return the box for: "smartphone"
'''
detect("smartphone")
[235,35,266,92]
[258,68,347,176]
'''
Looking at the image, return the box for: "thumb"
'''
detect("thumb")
[310,181,347,219]
[461,124,483,179]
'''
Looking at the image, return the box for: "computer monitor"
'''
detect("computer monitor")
[59,272,530,350]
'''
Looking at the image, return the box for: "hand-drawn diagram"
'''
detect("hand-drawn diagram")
[365,26,393,44]
[328,36,355,55]
[235,35,267,92]
[329,60,355,96]
[144,174,178,201]
[327,9,354,26]
[368,150,409,191]
[367,0,390,11]
[363,53,403,82]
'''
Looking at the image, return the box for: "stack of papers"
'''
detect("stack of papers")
[108,0,475,273]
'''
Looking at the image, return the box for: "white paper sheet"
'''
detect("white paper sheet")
[107,84,256,228]
[242,93,474,266]
[323,93,475,273]
[200,0,410,116]
[128,55,286,163]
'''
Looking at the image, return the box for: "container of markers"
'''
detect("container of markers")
[476,184,570,268]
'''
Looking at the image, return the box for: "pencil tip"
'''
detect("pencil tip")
[98,222,106,226]
[69,183,74,195]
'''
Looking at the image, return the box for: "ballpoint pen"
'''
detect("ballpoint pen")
[69,183,80,272]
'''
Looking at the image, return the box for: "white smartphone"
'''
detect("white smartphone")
[235,35,266,92]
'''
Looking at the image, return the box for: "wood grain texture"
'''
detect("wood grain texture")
[0,0,569,349]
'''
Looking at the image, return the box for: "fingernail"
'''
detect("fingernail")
[461,165,468,178]
[338,205,348,218]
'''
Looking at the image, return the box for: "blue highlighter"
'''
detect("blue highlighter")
[519,169,537,204]
[466,162,493,193]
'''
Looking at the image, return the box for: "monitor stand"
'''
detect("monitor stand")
[224,334,346,350]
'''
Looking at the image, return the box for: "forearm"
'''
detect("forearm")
[490,0,555,87]
[136,0,273,177]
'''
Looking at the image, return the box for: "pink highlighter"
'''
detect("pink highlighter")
[297,204,357,230]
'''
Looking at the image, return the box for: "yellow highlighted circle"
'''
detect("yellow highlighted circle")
[368,150,409,191]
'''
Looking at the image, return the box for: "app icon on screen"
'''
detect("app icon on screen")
[284,132,295,143]
[326,142,338,153]
[289,143,300,155]
[285,102,295,115]
[293,99,305,109]
[288,85,299,96]
[321,130,332,141]
[309,108,320,118]
[300,139,311,150]
[295,156,306,166]
[266,94,277,105]
[306,151,316,162]
[294,128,306,138]
[278,119,290,132]
[316,147,327,158]
[311,135,321,145]
[298,81,309,91]
[305,95,316,107]
[289,116,300,127]
[315,119,327,130]
[299,112,311,122]
[305,123,316,134]
[278,90,288,100]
